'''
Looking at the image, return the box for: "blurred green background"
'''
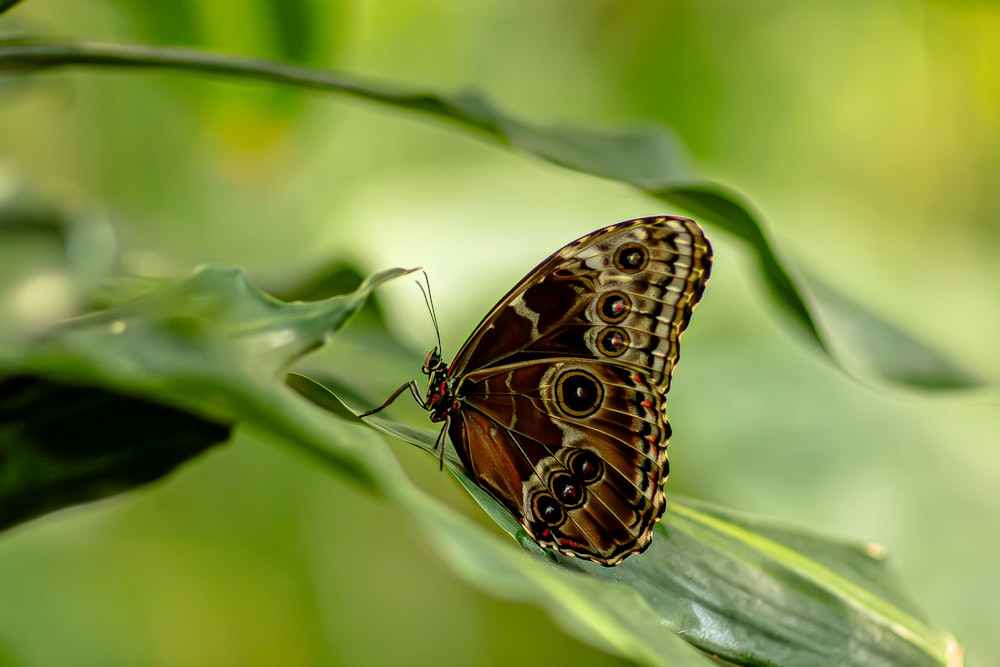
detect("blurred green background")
[1,1,998,666]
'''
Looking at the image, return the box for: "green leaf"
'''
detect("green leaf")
[639,498,946,666]
[0,262,415,527]
[365,416,955,667]
[650,184,985,390]
[402,482,720,667]
[390,414,955,666]
[801,273,984,389]
[651,183,824,351]
[0,38,981,390]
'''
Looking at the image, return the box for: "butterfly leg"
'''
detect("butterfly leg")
[357,380,423,417]
[434,422,450,471]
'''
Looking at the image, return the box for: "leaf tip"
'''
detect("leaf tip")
[946,634,964,667]
[864,541,889,560]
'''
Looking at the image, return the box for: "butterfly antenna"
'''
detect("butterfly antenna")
[416,270,443,356]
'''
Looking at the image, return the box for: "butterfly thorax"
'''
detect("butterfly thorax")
[421,347,457,423]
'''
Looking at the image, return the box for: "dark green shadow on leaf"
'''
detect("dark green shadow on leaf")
[0,0,24,16]
[0,374,230,531]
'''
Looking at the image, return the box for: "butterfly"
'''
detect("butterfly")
[364,216,712,566]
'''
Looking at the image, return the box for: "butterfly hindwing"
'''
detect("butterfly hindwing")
[450,359,669,565]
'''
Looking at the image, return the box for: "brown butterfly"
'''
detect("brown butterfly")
[364,216,712,566]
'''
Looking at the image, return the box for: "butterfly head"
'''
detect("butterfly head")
[421,347,445,376]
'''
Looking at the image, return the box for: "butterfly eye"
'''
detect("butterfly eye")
[598,327,630,357]
[555,369,604,418]
[614,243,649,273]
[421,348,442,375]
[549,472,585,508]
[532,493,566,527]
[597,291,631,323]
[568,449,604,485]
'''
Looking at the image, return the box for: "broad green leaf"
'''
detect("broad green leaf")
[401,481,719,667]
[650,184,985,390]
[630,499,946,666]
[0,258,414,528]
[649,183,823,350]
[801,272,984,389]
[376,417,955,667]
[0,38,981,390]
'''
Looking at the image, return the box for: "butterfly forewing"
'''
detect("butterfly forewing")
[440,216,711,566]
[451,217,710,386]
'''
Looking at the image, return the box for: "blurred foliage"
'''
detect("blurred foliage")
[0,1,997,666]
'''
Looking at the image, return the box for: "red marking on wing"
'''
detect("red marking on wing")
[558,537,588,550]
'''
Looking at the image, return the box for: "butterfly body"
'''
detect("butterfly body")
[399,216,711,566]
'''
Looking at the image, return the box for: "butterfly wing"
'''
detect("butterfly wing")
[450,358,671,565]
[450,216,711,393]
[447,216,711,565]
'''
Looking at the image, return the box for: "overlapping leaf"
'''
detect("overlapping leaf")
[0,37,984,389]
[0,190,413,528]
